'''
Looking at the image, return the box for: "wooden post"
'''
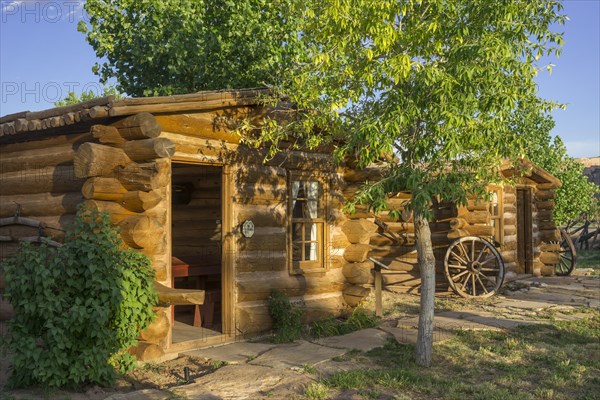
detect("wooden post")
[368,257,390,318]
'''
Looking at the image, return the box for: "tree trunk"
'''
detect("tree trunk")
[414,210,436,367]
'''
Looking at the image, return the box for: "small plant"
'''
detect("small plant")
[267,289,304,343]
[303,363,317,374]
[304,382,329,400]
[2,206,157,388]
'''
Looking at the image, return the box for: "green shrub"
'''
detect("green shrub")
[267,289,304,343]
[2,207,157,388]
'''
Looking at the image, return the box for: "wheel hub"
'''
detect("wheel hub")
[467,261,480,272]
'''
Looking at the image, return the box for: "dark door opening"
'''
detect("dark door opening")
[171,164,223,342]
[516,188,533,274]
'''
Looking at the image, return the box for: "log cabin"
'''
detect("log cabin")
[0,88,562,360]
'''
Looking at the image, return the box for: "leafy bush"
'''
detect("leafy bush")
[267,289,304,343]
[2,207,157,388]
[311,307,379,338]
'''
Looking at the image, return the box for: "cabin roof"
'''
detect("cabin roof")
[0,87,271,138]
[500,158,561,188]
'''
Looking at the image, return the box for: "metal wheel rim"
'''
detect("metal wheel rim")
[555,228,577,276]
[444,236,505,298]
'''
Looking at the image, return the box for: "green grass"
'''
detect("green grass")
[576,248,600,272]
[319,311,600,400]
[309,307,379,338]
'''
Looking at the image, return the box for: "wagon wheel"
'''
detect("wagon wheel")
[554,228,577,276]
[444,236,505,298]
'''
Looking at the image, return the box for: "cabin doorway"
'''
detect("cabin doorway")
[171,163,226,344]
[516,188,533,274]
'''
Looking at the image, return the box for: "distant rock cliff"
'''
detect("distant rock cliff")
[577,157,600,188]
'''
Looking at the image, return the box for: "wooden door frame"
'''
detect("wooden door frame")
[516,186,533,274]
[168,160,235,348]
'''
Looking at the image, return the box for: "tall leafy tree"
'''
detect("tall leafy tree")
[266,0,566,367]
[78,0,303,96]
[80,0,566,367]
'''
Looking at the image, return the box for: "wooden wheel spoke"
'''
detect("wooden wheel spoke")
[475,273,490,294]
[448,264,468,270]
[459,272,471,290]
[451,270,470,282]
[480,256,498,266]
[450,250,468,265]
[477,271,497,284]
[475,246,489,263]
[471,273,477,296]
[471,240,476,262]
[458,242,470,262]
[480,266,499,272]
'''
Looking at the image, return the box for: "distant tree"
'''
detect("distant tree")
[54,85,123,107]
[522,113,599,225]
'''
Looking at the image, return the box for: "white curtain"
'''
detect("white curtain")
[305,181,319,260]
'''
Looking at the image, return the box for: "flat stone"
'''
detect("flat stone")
[182,342,276,364]
[315,328,391,352]
[249,340,346,369]
[173,364,311,400]
[104,389,170,400]
[495,299,558,310]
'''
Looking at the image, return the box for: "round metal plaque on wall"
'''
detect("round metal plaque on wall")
[242,220,255,238]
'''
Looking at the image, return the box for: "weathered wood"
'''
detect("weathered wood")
[116,160,170,192]
[91,125,126,145]
[466,200,489,211]
[154,282,205,306]
[156,113,244,144]
[0,143,75,174]
[538,220,557,231]
[535,190,555,201]
[536,210,554,221]
[457,209,491,224]
[449,218,468,229]
[82,199,167,224]
[0,166,84,195]
[343,285,371,307]
[343,244,371,262]
[539,242,561,252]
[537,229,561,242]
[139,309,170,345]
[342,219,377,244]
[24,96,113,121]
[342,261,374,285]
[74,143,132,178]
[462,224,494,237]
[129,342,165,362]
[111,98,257,117]
[122,138,176,161]
[503,193,516,204]
[539,252,560,265]
[118,191,162,212]
[0,110,29,124]
[535,200,555,210]
[504,225,517,236]
[111,113,161,140]
[82,177,128,200]
[0,192,82,218]
[119,216,164,250]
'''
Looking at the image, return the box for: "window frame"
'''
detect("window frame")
[488,185,504,245]
[287,171,330,274]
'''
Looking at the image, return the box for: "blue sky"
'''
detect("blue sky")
[0,0,598,158]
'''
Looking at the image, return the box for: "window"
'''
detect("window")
[488,186,503,244]
[288,172,328,273]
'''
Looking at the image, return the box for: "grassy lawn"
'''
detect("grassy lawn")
[576,248,600,274]
[309,310,600,400]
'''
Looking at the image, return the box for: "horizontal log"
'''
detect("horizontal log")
[82,177,128,201]
[139,308,170,345]
[0,192,83,218]
[539,252,560,265]
[342,219,377,244]
[539,242,561,252]
[0,166,84,195]
[118,191,162,213]
[74,142,132,178]
[343,285,371,307]
[537,229,561,243]
[235,270,345,302]
[535,200,555,210]
[129,342,165,362]
[462,224,494,237]
[449,218,468,229]
[91,124,126,145]
[116,160,170,191]
[111,113,161,140]
[382,271,422,286]
[343,244,371,262]
[536,210,554,221]
[538,220,557,231]
[82,199,167,224]
[466,200,489,211]
[236,230,287,252]
[0,143,75,174]
[504,225,517,236]
[234,204,285,227]
[500,250,517,264]
[122,137,176,161]
[119,216,164,251]
[235,251,286,273]
[535,190,555,201]
[155,282,205,306]
[457,209,491,224]
[503,193,516,204]
[342,261,374,285]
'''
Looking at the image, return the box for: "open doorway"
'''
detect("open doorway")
[171,164,223,343]
[516,188,533,274]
